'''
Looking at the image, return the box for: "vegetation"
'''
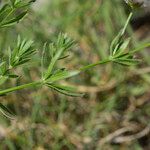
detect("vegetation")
[0,0,149,149]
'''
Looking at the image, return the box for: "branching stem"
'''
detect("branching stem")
[0,58,112,96]
[1,11,147,97]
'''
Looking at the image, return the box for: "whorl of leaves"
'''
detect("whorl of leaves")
[0,0,35,28]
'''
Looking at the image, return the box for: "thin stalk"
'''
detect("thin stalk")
[79,58,111,72]
[0,81,42,95]
[122,12,133,35]
[130,42,150,54]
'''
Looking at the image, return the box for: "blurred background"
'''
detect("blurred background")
[0,0,150,149]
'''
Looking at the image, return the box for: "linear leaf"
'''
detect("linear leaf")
[0,11,27,28]
[0,103,15,119]
[47,84,84,97]
[46,70,79,83]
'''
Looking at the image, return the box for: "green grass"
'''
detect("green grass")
[0,0,150,149]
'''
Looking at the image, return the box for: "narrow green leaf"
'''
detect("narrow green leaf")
[114,58,140,66]
[0,4,10,16]
[0,11,27,28]
[8,74,19,78]
[58,55,70,60]
[0,103,15,119]
[46,70,80,83]
[47,84,84,97]
[110,30,123,55]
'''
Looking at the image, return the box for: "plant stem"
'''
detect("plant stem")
[79,58,111,72]
[122,12,133,35]
[0,81,42,96]
[130,42,150,54]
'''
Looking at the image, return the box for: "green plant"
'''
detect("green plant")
[0,0,149,118]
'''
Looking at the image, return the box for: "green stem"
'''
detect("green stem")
[130,42,150,54]
[79,58,111,72]
[122,12,133,35]
[0,81,42,96]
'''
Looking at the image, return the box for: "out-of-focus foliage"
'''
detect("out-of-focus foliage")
[0,0,149,149]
